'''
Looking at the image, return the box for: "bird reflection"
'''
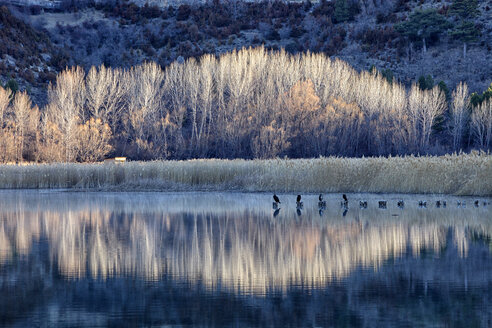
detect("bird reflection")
[296,208,302,216]
[319,208,324,216]
[342,208,348,217]
[273,208,281,217]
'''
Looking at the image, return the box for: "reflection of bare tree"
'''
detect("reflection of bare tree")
[0,192,491,295]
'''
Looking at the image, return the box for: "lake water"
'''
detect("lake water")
[0,191,491,327]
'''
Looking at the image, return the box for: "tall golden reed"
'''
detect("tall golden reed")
[0,153,490,195]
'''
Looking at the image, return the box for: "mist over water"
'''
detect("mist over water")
[1,191,492,327]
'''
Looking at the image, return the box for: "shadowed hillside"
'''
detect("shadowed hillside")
[0,0,491,105]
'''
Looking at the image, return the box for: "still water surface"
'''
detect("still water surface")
[0,191,492,327]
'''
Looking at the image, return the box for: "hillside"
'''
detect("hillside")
[0,0,491,104]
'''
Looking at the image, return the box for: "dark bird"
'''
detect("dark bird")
[359,201,368,209]
[341,194,349,208]
[319,194,323,202]
[443,200,447,208]
[397,200,404,208]
[296,194,303,209]
[474,200,480,207]
[273,194,280,204]
[436,200,441,208]
[418,201,427,208]
[378,201,387,209]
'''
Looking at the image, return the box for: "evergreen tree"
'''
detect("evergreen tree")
[471,83,492,106]
[438,81,451,101]
[334,0,350,23]
[395,9,451,52]
[449,0,479,19]
[418,75,434,90]
[450,21,480,58]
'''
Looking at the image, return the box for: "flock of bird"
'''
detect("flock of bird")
[272,193,490,211]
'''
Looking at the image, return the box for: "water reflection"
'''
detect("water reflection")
[1,191,492,326]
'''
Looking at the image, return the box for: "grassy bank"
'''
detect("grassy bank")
[0,154,490,195]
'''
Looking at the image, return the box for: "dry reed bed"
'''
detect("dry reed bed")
[0,153,490,195]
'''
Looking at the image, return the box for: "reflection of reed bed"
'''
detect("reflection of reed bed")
[0,198,491,295]
[0,154,491,195]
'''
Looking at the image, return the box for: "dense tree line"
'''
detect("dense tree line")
[0,47,491,162]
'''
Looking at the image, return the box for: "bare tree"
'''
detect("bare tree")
[127,62,165,158]
[0,86,14,162]
[11,91,31,161]
[449,82,470,151]
[75,118,113,162]
[407,84,423,153]
[281,79,320,157]
[0,86,11,127]
[86,65,110,121]
[252,120,289,159]
[420,86,447,151]
[471,100,492,150]
[46,66,86,162]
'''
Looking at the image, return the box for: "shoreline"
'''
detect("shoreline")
[0,189,491,201]
[0,154,490,196]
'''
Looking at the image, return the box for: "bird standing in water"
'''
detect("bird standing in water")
[273,194,281,209]
[273,194,280,204]
[341,194,348,208]
[318,194,326,209]
[296,194,303,209]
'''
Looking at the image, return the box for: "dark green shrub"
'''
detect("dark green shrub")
[5,79,18,93]
[418,75,434,90]
[333,0,359,23]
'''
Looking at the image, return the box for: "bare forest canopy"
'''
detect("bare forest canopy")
[0,48,491,162]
